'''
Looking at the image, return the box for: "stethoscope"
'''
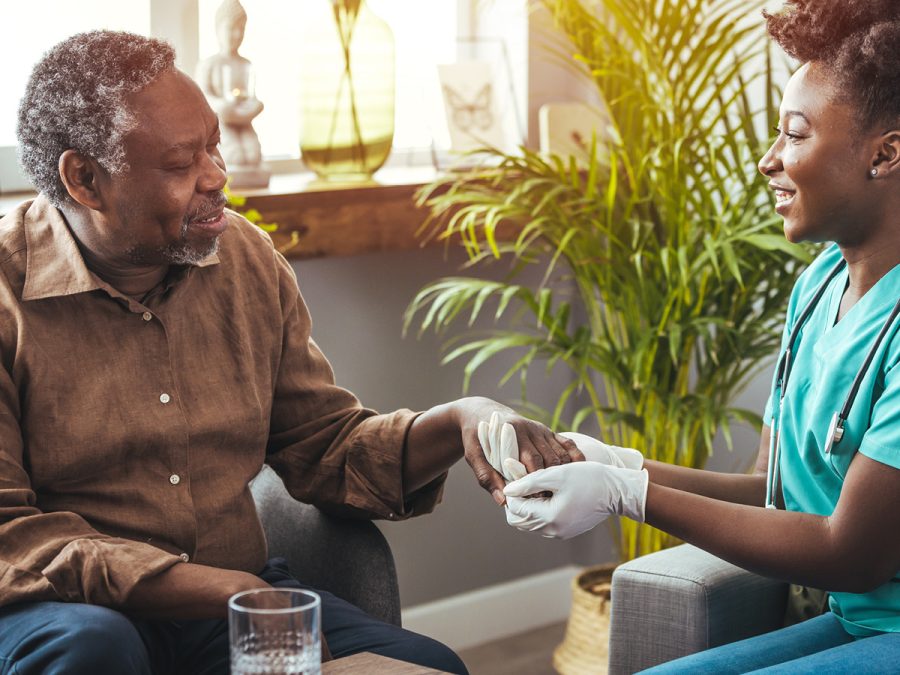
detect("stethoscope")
[765,258,900,509]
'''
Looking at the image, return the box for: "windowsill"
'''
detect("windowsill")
[238,165,441,260]
[0,165,443,261]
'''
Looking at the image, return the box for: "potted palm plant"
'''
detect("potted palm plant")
[405,0,811,560]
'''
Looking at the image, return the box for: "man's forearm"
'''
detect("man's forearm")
[402,399,473,493]
[123,563,268,620]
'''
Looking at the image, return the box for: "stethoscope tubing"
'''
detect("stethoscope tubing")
[765,259,846,509]
[765,258,900,509]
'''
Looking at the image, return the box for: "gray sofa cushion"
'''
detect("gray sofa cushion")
[608,544,788,674]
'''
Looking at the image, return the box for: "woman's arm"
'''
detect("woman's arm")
[505,427,899,592]
[643,426,771,506]
[646,451,900,593]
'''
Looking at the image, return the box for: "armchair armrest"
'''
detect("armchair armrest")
[250,465,402,626]
[608,544,788,674]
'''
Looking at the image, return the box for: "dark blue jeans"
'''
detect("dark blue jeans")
[0,558,467,675]
[641,612,900,674]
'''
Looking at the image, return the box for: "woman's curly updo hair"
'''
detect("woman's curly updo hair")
[764,1,900,130]
[16,30,175,208]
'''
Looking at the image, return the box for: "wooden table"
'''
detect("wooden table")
[322,652,453,674]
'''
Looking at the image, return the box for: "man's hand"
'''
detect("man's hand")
[124,562,270,620]
[503,462,649,539]
[455,398,585,505]
[403,397,585,507]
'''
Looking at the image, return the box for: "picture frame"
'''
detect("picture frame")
[428,37,525,170]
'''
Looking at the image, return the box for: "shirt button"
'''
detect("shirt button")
[169,474,181,485]
[160,393,171,404]
[179,553,190,562]
[142,311,153,322]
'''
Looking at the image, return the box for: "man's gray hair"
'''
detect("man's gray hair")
[16,30,176,207]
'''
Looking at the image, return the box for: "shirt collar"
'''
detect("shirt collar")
[22,194,220,301]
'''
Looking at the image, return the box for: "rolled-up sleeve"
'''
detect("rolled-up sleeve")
[0,365,181,608]
[264,254,445,519]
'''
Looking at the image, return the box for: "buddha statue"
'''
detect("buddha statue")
[196,0,270,188]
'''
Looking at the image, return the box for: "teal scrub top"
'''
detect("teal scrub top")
[764,244,900,636]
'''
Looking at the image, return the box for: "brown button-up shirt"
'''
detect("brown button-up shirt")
[0,195,443,609]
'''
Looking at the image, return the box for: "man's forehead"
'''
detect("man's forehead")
[124,70,217,150]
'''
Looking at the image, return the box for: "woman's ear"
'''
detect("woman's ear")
[871,130,900,177]
[58,150,104,210]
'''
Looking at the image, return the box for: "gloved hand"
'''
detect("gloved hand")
[477,412,534,528]
[503,462,649,539]
[559,431,644,470]
[478,411,527,482]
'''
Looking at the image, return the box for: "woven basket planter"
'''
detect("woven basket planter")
[553,563,618,675]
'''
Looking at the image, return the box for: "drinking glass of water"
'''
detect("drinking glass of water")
[229,588,322,675]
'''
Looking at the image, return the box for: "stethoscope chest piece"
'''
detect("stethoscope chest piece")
[824,411,844,455]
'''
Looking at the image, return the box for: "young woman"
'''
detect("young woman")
[503,2,900,671]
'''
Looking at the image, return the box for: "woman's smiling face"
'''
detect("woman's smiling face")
[758,62,883,246]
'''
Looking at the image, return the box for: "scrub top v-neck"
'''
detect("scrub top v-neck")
[764,244,900,636]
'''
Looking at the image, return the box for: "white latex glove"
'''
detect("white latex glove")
[503,462,649,539]
[478,412,527,482]
[559,431,644,470]
[476,412,531,528]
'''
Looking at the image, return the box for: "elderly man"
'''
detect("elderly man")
[0,30,582,674]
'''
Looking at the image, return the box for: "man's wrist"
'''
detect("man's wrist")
[446,396,511,430]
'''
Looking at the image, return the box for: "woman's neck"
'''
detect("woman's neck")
[837,227,900,321]
[843,242,900,293]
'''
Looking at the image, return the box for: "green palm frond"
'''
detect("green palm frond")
[407,0,811,560]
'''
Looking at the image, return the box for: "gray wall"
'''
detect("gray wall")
[292,248,774,608]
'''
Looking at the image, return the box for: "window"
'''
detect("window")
[197,0,459,164]
[1,0,481,189]
[0,2,151,148]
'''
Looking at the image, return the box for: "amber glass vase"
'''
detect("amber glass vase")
[300,0,395,181]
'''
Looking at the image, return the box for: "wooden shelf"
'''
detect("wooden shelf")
[237,167,441,260]
[0,166,443,261]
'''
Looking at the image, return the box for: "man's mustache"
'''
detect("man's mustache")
[185,192,227,223]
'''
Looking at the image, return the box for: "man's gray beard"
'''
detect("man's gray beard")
[126,222,220,266]
[159,236,220,265]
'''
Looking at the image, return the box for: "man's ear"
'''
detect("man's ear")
[871,130,900,176]
[58,150,105,210]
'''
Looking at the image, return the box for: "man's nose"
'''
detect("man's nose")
[199,151,227,193]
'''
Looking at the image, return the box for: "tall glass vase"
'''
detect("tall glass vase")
[300,0,395,182]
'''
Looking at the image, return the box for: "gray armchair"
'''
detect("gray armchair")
[608,544,789,674]
[250,465,402,626]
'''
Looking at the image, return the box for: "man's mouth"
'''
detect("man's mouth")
[187,209,228,236]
